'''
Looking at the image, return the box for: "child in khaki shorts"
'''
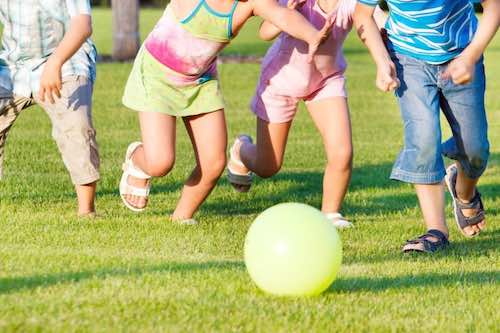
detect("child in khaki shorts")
[0,0,100,216]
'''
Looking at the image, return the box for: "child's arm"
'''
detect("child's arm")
[373,5,388,29]
[253,0,331,61]
[259,0,305,41]
[39,13,92,104]
[353,2,399,92]
[443,0,500,84]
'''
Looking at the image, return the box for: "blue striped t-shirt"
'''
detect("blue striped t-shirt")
[358,0,480,64]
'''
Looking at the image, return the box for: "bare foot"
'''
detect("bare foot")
[123,175,150,210]
[457,193,486,236]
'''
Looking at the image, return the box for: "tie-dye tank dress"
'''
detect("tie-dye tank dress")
[122,0,238,116]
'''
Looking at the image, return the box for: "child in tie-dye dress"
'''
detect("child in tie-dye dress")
[119,0,332,224]
[227,0,381,228]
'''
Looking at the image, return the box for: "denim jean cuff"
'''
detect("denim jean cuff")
[390,168,445,184]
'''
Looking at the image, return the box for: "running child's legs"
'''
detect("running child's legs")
[36,76,100,216]
[306,97,352,214]
[440,62,489,235]
[173,110,227,220]
[125,111,176,209]
[239,119,292,178]
[392,53,488,239]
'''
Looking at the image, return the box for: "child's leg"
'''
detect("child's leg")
[172,110,227,220]
[0,93,34,180]
[390,53,451,251]
[440,59,489,236]
[306,97,353,214]
[36,76,100,215]
[239,118,292,178]
[124,111,177,209]
[415,184,447,236]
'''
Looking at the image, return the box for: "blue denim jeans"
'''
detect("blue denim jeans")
[390,52,489,184]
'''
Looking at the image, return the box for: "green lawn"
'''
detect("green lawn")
[0,8,499,333]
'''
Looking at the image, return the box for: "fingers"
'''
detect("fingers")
[376,76,399,92]
[321,18,334,35]
[441,68,451,81]
[453,73,472,85]
[306,48,314,64]
[38,87,46,103]
[38,84,62,104]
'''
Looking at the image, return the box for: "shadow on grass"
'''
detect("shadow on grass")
[1,153,499,219]
[331,270,499,293]
[2,259,497,296]
[0,261,246,295]
[201,162,407,216]
[344,228,500,265]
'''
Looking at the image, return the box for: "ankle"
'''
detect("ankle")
[78,204,95,216]
[427,226,449,238]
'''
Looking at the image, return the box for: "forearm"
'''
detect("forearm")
[259,21,282,41]
[50,15,92,66]
[462,0,500,62]
[253,0,317,44]
[353,3,391,66]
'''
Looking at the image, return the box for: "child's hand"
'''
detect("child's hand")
[376,61,400,92]
[287,0,305,10]
[39,56,63,104]
[442,55,475,85]
[307,18,333,63]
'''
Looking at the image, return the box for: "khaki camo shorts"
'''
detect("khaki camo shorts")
[0,75,100,185]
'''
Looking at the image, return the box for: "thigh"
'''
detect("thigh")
[255,117,292,168]
[183,110,227,164]
[393,54,442,149]
[306,97,352,155]
[138,110,177,162]
[440,59,488,145]
[0,92,33,134]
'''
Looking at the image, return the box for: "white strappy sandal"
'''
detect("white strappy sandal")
[325,212,354,229]
[120,142,152,212]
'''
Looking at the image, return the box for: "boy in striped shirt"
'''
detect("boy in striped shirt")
[354,0,499,252]
[0,0,100,217]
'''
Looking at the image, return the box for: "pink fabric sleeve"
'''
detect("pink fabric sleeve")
[334,0,357,29]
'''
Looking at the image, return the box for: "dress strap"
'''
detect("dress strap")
[227,1,239,39]
[180,0,206,24]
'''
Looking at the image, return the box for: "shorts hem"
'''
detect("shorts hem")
[72,173,100,186]
[390,168,445,184]
[304,93,347,104]
[123,99,225,117]
[250,106,293,124]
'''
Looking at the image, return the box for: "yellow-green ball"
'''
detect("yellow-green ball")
[244,203,342,296]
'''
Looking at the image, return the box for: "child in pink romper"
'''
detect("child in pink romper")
[228,0,359,228]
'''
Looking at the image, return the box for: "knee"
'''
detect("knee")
[326,147,353,172]
[144,156,175,177]
[201,153,227,181]
[256,163,281,179]
[463,141,490,178]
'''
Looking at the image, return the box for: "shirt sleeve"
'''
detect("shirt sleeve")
[357,0,379,7]
[66,0,92,17]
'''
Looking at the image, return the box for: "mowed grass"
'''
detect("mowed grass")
[0,8,499,333]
